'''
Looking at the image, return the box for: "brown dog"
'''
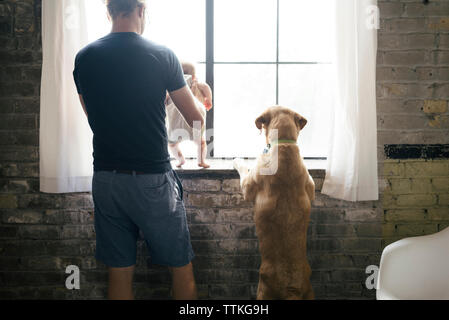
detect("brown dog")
[233,106,315,300]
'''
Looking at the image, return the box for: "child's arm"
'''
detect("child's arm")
[197,82,213,111]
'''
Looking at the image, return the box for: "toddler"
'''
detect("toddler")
[166,62,213,168]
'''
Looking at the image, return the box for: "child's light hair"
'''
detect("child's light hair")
[181,62,196,78]
[104,0,146,19]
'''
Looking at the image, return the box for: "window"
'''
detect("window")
[86,0,335,159]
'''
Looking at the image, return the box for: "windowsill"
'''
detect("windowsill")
[172,158,326,179]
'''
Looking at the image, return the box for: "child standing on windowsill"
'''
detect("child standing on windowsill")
[166,62,213,169]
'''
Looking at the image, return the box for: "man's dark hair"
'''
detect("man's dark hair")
[105,0,145,19]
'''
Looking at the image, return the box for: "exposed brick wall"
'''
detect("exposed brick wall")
[383,160,449,246]
[377,0,449,255]
[0,0,447,300]
[377,0,449,146]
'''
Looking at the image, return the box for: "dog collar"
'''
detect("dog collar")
[264,140,298,154]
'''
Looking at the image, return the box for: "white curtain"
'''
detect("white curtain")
[40,0,93,193]
[322,0,379,201]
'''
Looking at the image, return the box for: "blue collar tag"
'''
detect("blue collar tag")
[263,144,271,154]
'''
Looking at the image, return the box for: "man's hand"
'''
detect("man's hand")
[169,86,205,128]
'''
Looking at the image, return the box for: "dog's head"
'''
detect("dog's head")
[255,106,307,144]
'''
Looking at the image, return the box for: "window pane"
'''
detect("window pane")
[278,64,333,158]
[214,64,276,158]
[195,63,206,84]
[86,0,110,42]
[279,0,334,62]
[146,0,205,63]
[215,0,277,62]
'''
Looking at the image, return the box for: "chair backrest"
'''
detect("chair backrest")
[377,227,449,300]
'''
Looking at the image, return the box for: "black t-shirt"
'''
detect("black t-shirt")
[73,32,186,173]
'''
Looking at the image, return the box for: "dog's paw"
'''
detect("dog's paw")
[233,158,248,174]
[233,158,242,170]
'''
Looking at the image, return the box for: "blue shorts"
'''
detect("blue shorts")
[92,169,194,268]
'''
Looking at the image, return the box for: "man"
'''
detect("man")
[73,0,202,300]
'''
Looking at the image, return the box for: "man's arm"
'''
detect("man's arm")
[78,94,88,117]
[169,86,205,128]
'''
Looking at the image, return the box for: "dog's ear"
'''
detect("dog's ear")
[294,113,307,131]
[255,110,271,130]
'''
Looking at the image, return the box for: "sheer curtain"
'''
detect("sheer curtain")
[321,0,379,201]
[40,0,93,193]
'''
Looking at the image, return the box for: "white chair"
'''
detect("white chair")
[377,226,449,300]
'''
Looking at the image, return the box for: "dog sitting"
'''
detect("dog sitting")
[233,106,315,300]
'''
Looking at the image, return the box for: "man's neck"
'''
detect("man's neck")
[111,21,140,34]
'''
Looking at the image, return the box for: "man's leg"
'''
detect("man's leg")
[108,266,135,300]
[169,262,198,300]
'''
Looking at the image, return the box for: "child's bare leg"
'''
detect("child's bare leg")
[169,142,186,168]
[197,140,210,169]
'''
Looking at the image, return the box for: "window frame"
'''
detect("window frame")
[204,0,329,160]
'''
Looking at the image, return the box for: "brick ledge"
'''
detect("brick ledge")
[173,159,326,179]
